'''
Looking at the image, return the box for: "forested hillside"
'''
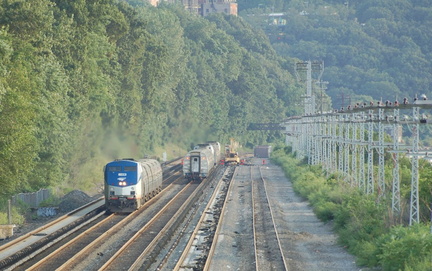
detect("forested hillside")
[0,0,302,198]
[240,0,432,109]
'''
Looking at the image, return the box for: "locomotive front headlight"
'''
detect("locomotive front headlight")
[118,181,127,186]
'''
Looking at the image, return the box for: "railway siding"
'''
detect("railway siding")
[208,158,361,271]
[208,166,255,271]
[260,160,360,270]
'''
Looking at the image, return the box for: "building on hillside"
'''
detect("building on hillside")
[182,0,200,15]
[148,0,237,17]
[268,13,286,25]
[148,0,159,6]
[201,0,238,16]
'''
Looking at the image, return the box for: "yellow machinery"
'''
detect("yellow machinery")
[224,138,240,165]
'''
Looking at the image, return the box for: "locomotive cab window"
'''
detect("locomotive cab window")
[124,166,137,171]
[108,166,121,172]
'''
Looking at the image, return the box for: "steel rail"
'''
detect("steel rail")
[0,158,184,270]
[202,166,237,271]
[98,182,195,270]
[56,176,185,270]
[251,166,259,271]
[259,165,289,271]
[0,198,105,270]
[172,167,232,270]
[25,212,115,271]
[0,197,103,253]
[252,165,287,271]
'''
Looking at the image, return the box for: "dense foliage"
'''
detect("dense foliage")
[0,0,302,200]
[240,0,432,109]
[272,147,432,270]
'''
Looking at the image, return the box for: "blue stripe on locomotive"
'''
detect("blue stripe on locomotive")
[105,160,139,186]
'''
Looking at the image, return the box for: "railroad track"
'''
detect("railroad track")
[0,198,106,270]
[1,158,235,271]
[14,177,187,270]
[23,212,125,270]
[174,166,235,271]
[2,159,232,271]
[252,165,288,271]
[175,163,288,271]
[0,159,184,270]
[102,182,199,270]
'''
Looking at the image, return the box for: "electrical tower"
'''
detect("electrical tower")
[284,99,432,226]
[295,61,324,115]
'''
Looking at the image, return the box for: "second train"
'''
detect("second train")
[183,141,221,181]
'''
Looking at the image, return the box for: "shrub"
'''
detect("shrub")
[314,201,338,221]
[404,255,432,271]
[0,208,25,225]
[271,150,432,271]
[353,240,380,267]
[377,224,432,271]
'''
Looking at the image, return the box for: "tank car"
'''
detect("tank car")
[183,146,215,181]
[104,158,162,213]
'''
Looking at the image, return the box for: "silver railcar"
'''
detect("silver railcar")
[183,147,215,181]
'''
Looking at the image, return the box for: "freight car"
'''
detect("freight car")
[183,143,217,181]
[104,158,162,213]
[254,145,272,158]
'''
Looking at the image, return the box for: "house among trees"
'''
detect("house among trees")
[148,0,237,16]
[200,0,237,16]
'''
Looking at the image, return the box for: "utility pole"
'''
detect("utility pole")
[337,91,351,110]
[8,199,12,224]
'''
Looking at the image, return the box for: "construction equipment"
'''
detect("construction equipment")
[224,138,240,165]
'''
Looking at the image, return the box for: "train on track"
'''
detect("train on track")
[183,141,221,181]
[104,158,162,213]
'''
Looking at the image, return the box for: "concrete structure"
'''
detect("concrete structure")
[0,225,15,240]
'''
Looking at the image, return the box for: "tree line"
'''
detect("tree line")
[0,0,302,200]
[241,0,432,110]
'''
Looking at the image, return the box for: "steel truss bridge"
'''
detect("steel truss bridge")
[284,100,432,226]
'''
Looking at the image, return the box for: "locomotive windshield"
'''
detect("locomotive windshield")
[124,166,137,171]
[107,166,121,172]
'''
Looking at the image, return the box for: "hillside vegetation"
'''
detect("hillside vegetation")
[240,0,432,109]
[0,0,301,200]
